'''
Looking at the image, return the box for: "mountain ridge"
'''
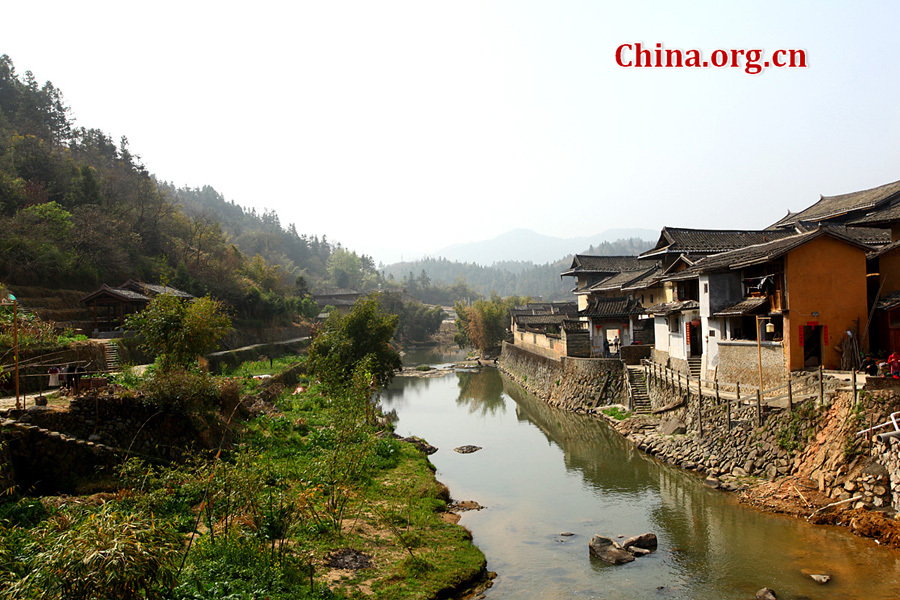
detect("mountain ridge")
[429,227,658,266]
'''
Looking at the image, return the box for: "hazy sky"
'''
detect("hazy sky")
[5,1,900,264]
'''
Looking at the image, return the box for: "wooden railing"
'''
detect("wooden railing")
[639,359,858,430]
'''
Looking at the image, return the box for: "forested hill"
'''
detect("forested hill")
[381,237,654,301]
[0,54,379,323]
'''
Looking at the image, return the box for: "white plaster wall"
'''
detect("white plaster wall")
[654,317,670,352]
[705,317,724,370]
[669,333,686,360]
[699,274,711,318]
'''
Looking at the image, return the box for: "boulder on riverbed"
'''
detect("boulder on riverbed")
[401,436,438,455]
[588,535,634,564]
[659,417,687,436]
[756,587,777,600]
[454,445,482,454]
[801,569,831,584]
[621,532,658,552]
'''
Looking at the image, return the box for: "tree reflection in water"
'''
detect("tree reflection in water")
[456,370,507,415]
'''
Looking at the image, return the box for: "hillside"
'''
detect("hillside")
[382,236,655,300]
[0,55,380,325]
[432,228,657,265]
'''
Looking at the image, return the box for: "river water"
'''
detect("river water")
[382,354,900,600]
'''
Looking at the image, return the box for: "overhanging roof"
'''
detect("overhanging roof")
[713,296,769,317]
[770,178,900,229]
[664,227,872,281]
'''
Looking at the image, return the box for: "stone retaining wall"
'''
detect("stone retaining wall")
[500,342,625,411]
[875,439,900,508]
[1,417,120,494]
[7,394,222,463]
[504,341,899,512]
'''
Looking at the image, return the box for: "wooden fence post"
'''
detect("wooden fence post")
[698,377,703,437]
[756,388,762,427]
[851,369,857,405]
[787,378,793,413]
[818,365,824,407]
[726,394,732,431]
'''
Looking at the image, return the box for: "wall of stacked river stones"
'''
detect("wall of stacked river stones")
[500,343,899,510]
[1,392,228,494]
[500,342,625,411]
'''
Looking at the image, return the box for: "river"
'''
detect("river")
[382,354,900,600]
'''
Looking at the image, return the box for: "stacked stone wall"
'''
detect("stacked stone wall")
[1,417,120,494]
[562,329,591,357]
[504,341,900,512]
[620,344,651,365]
[500,343,625,412]
[651,347,688,376]
[874,438,900,508]
[8,394,222,462]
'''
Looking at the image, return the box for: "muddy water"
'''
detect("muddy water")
[381,367,900,600]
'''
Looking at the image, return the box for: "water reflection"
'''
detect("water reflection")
[384,369,900,600]
[457,370,507,415]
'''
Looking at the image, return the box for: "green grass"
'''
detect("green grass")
[0,357,485,599]
[601,406,631,420]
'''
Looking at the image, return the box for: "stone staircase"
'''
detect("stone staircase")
[688,356,702,380]
[627,366,652,414]
[102,341,119,372]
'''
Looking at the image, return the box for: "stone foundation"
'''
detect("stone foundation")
[500,343,625,411]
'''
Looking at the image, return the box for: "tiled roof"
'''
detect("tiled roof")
[644,299,699,316]
[877,291,900,312]
[515,314,569,326]
[868,240,900,260]
[580,296,644,319]
[510,302,578,317]
[561,255,648,276]
[769,178,900,229]
[621,265,666,291]
[638,227,798,259]
[768,211,800,230]
[563,320,588,333]
[80,284,150,304]
[664,227,872,281]
[120,280,193,299]
[819,226,890,246]
[849,201,900,227]
[589,265,661,292]
[713,296,768,317]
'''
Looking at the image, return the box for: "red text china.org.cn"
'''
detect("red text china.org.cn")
[616,42,807,75]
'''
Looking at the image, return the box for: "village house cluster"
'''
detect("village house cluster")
[511,178,900,387]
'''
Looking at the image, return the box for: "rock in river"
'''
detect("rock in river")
[454,445,482,454]
[621,532,658,552]
[588,535,635,565]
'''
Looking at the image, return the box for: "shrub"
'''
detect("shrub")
[144,368,220,414]
[1,505,181,600]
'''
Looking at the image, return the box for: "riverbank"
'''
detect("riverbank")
[0,356,488,599]
[498,344,900,549]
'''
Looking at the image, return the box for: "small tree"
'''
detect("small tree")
[454,294,530,354]
[307,294,400,392]
[125,294,231,371]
